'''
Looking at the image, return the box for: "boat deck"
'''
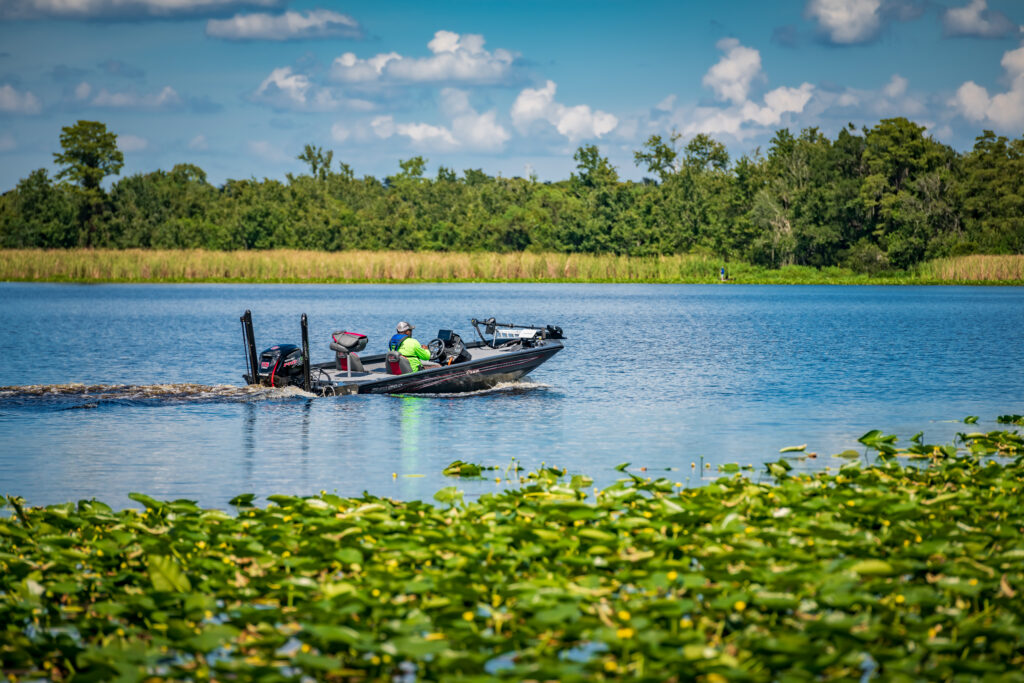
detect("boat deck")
[313,342,532,385]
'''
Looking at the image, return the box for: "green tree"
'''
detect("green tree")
[634,133,680,182]
[0,169,76,247]
[572,145,618,189]
[959,131,1024,254]
[571,145,620,252]
[297,144,334,183]
[52,120,124,246]
[860,118,957,267]
[54,120,124,191]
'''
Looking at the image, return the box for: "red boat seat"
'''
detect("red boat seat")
[338,352,364,372]
[386,351,413,375]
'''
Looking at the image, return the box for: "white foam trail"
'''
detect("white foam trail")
[416,380,552,398]
[0,383,315,402]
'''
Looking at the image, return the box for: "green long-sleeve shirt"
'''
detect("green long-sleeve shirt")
[397,337,431,371]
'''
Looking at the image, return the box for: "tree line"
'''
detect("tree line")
[1,118,1022,271]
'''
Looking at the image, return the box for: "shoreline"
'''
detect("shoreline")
[1,249,1022,286]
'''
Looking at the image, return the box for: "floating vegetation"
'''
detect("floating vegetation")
[442,461,498,478]
[2,427,1024,680]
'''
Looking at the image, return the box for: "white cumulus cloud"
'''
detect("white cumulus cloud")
[806,0,882,44]
[329,30,516,85]
[1,0,282,19]
[950,81,990,121]
[247,139,290,163]
[0,83,42,114]
[805,0,926,44]
[510,80,617,142]
[882,74,908,98]
[74,81,91,100]
[119,134,148,152]
[950,44,1024,130]
[655,94,676,112]
[702,38,762,104]
[816,73,925,120]
[330,123,350,143]
[943,0,1016,38]
[91,85,181,110]
[370,115,395,139]
[682,83,815,138]
[394,122,458,148]
[206,9,362,41]
[252,66,341,112]
[369,88,509,151]
[661,40,814,140]
[188,134,208,150]
[330,52,402,83]
[441,88,509,150]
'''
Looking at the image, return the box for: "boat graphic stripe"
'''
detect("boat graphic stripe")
[370,349,554,392]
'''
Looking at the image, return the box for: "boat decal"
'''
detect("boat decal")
[364,348,556,393]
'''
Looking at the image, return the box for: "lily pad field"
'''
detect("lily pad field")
[3,421,1024,681]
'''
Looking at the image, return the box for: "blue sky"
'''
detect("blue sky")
[1,0,1023,189]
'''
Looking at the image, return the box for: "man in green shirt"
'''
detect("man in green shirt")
[388,321,432,372]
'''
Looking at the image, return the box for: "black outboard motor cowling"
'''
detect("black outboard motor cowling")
[258,344,305,387]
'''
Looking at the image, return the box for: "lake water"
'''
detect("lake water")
[1,283,1022,510]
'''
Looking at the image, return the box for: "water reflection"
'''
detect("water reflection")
[399,395,425,456]
[242,402,256,481]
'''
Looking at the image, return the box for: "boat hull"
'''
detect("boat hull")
[354,342,561,394]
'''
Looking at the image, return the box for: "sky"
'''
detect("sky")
[1,0,1023,189]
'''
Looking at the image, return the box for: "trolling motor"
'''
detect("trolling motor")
[469,318,566,348]
[240,310,312,391]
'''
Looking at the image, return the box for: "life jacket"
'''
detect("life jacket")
[388,333,408,352]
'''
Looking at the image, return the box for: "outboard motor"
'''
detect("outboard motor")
[543,325,564,340]
[258,344,305,387]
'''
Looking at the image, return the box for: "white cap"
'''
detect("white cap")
[396,321,414,332]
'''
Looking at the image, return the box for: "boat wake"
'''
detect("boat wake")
[414,380,553,398]
[0,383,314,408]
[0,380,551,408]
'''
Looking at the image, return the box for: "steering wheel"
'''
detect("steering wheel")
[427,338,446,362]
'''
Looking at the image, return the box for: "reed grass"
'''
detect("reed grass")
[915,254,1024,283]
[1,249,1022,284]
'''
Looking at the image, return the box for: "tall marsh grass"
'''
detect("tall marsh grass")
[915,254,1024,283]
[1,249,1021,284]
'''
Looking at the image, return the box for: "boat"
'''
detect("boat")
[239,311,565,395]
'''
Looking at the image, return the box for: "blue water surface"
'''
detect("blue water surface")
[0,283,1021,509]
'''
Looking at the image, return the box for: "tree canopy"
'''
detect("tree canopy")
[2,118,1022,269]
[53,120,124,191]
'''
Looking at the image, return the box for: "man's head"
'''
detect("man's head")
[396,321,414,335]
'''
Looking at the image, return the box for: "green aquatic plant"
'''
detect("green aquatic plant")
[441,461,498,478]
[2,427,1024,681]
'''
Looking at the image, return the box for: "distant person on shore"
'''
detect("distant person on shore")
[388,321,431,371]
[720,266,728,282]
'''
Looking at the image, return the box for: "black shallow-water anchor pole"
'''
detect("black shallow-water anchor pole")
[241,310,259,385]
[301,313,311,393]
